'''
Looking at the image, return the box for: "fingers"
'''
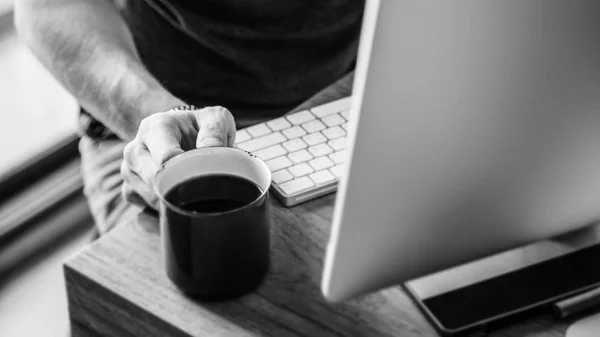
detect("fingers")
[138,113,185,166]
[226,122,236,147]
[121,163,159,209]
[122,139,160,209]
[123,138,160,184]
[194,106,236,148]
[121,180,153,209]
[120,105,237,209]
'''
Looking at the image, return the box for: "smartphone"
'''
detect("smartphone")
[404,243,600,335]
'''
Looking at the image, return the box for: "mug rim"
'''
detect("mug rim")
[153,146,271,218]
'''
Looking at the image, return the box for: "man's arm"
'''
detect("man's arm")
[14,0,184,141]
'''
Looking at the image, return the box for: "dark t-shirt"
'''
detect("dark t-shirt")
[81,0,363,138]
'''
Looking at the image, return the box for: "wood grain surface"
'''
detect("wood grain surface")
[64,74,573,336]
[64,192,576,337]
[66,194,437,337]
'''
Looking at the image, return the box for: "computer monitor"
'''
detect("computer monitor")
[322,0,600,305]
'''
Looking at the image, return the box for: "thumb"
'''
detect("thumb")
[196,124,228,148]
[197,136,225,148]
[193,106,234,149]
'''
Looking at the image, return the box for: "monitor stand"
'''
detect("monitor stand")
[404,222,600,335]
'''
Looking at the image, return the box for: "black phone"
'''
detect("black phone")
[405,243,600,335]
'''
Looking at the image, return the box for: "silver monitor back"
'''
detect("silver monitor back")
[322,0,600,302]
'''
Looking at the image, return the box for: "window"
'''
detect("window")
[0,4,88,263]
[0,6,79,178]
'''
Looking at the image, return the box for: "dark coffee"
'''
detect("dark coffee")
[161,173,270,301]
[167,174,262,214]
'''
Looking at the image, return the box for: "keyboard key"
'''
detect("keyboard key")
[254,144,286,161]
[279,177,315,195]
[302,133,327,146]
[235,129,251,143]
[310,97,351,118]
[310,170,336,185]
[308,143,333,157]
[322,126,345,140]
[342,123,349,131]
[267,118,291,131]
[237,132,286,152]
[247,123,271,137]
[272,169,293,184]
[288,149,313,164]
[266,156,292,172]
[330,165,345,178]
[329,150,347,165]
[309,156,334,171]
[289,163,314,177]
[341,109,350,120]
[322,114,345,127]
[328,137,346,151]
[286,110,315,125]
[282,138,307,152]
[302,120,326,133]
[282,126,307,139]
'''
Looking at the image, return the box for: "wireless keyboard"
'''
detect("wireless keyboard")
[234,97,351,207]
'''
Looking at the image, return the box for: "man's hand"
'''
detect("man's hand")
[121,106,236,209]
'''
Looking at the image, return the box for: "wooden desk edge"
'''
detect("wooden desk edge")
[65,253,195,337]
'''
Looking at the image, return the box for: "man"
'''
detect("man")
[14,0,363,234]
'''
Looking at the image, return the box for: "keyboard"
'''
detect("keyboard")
[234,97,351,207]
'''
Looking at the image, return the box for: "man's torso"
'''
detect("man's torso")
[117,0,364,120]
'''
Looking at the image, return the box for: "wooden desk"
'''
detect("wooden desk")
[64,77,574,336]
[64,193,573,337]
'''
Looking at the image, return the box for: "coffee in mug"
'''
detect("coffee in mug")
[154,147,271,301]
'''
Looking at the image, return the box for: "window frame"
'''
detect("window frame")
[0,132,84,247]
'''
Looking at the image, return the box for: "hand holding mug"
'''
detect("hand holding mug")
[121,106,237,209]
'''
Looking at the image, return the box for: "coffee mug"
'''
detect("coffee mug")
[154,147,272,301]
